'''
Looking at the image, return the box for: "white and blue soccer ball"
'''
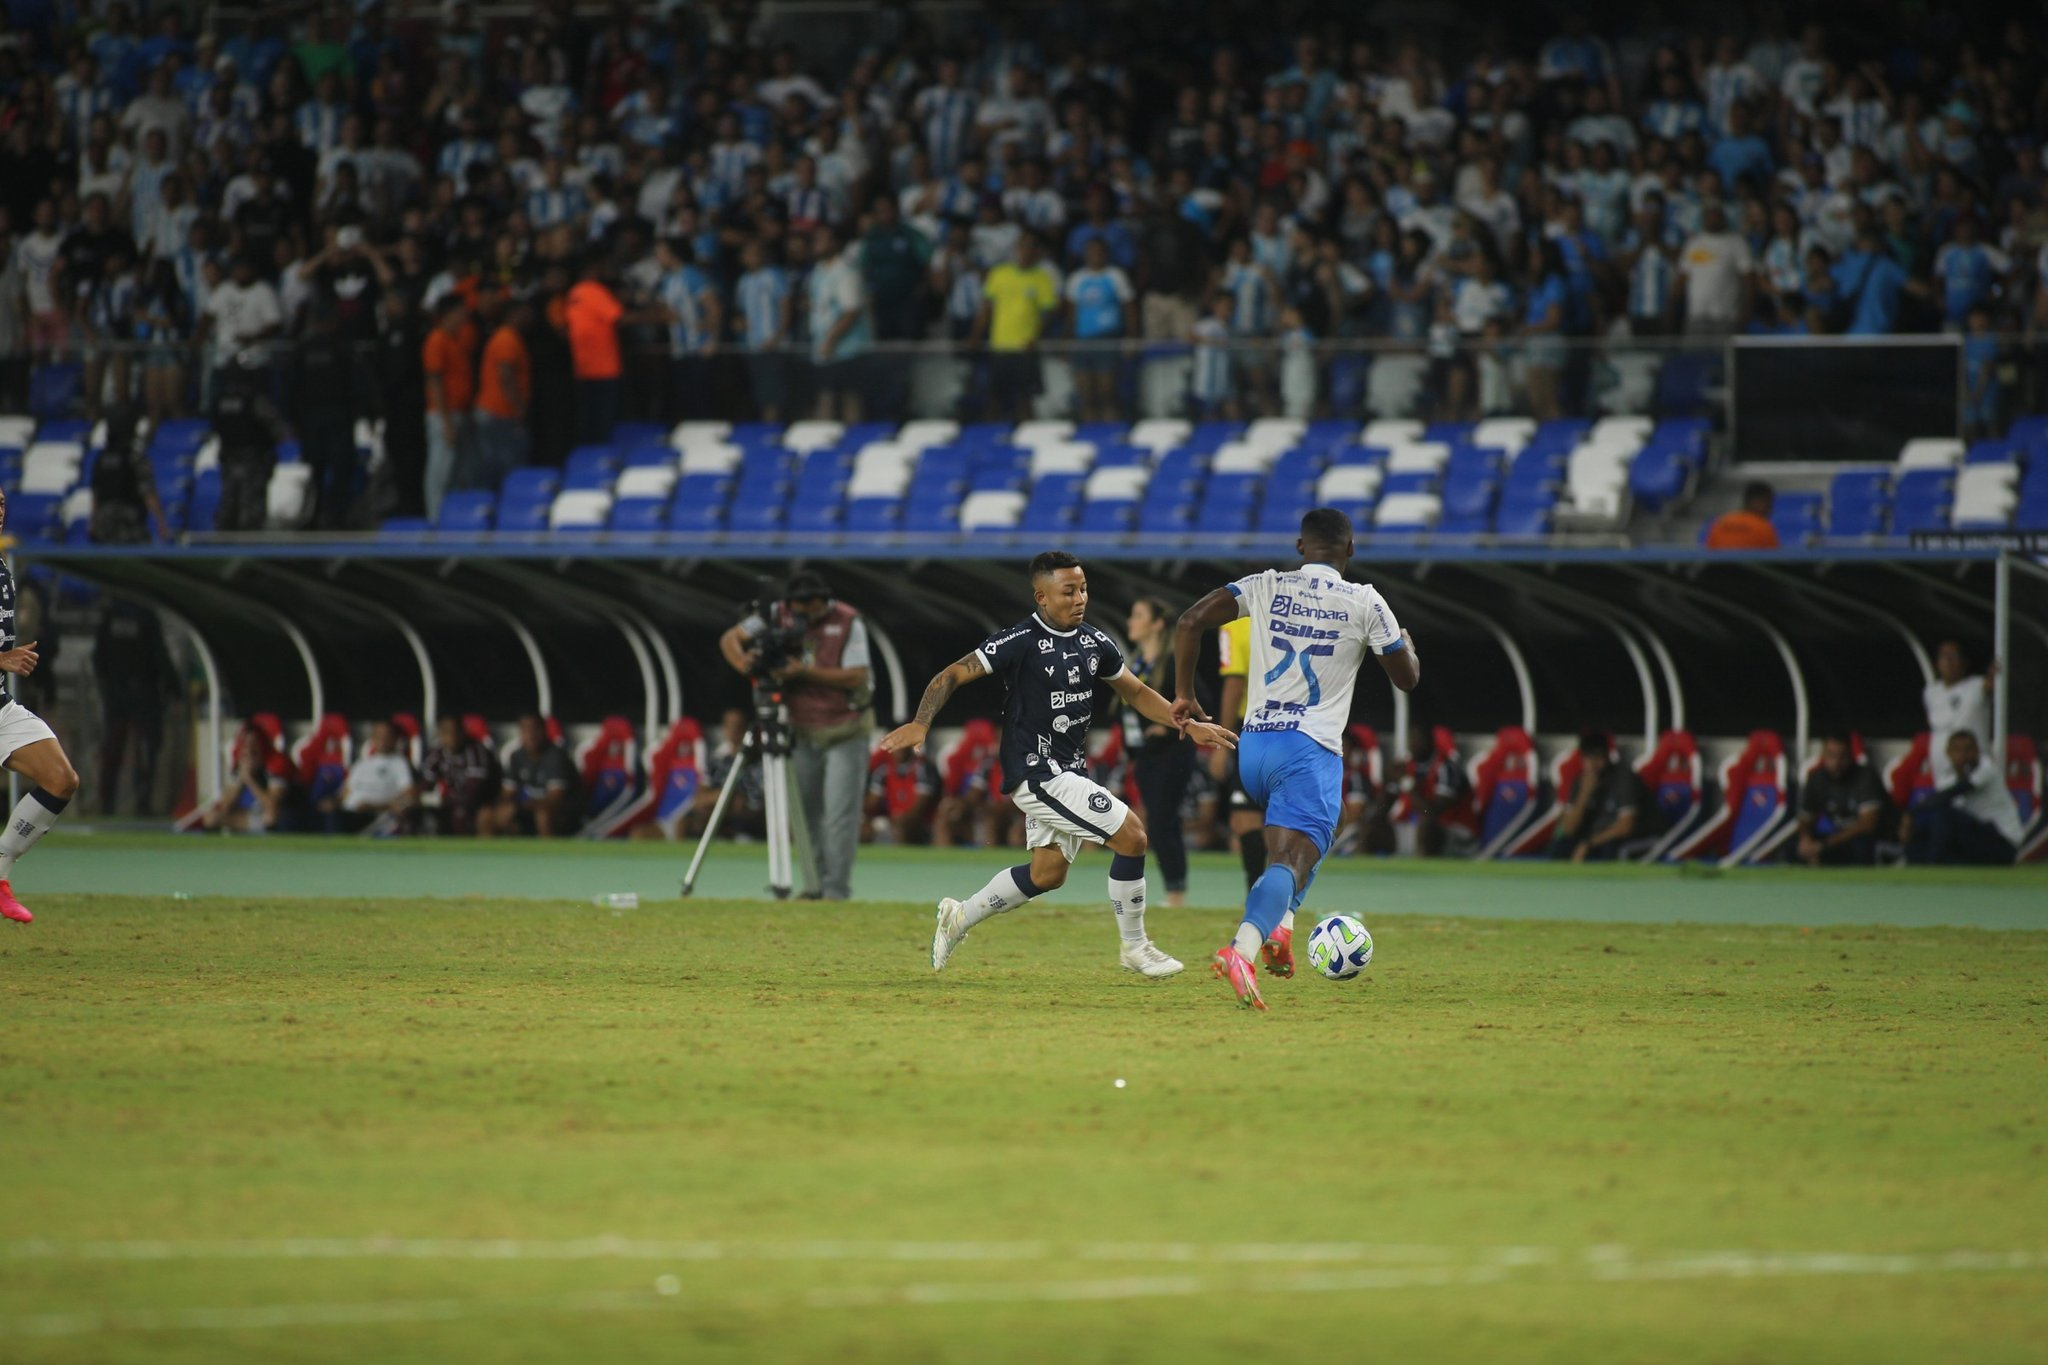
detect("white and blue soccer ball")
[1306,915,1374,981]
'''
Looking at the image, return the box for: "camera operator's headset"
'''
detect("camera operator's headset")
[783,570,833,611]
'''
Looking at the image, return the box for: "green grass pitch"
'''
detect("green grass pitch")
[1,841,2045,1362]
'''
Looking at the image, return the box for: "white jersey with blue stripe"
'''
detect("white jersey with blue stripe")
[1228,564,1405,755]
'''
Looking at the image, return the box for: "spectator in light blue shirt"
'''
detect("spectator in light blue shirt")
[1829,229,1910,335]
[1931,215,2008,328]
[1063,236,1133,421]
[733,238,793,422]
[1705,102,1774,196]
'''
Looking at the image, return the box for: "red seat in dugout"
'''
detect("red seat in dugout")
[1391,724,1475,831]
[1671,730,1789,865]
[1885,732,1936,818]
[1505,732,1612,857]
[577,716,642,831]
[1471,725,1538,858]
[292,714,354,807]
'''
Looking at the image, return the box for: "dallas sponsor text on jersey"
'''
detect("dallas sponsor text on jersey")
[1228,564,1404,755]
[971,612,1126,792]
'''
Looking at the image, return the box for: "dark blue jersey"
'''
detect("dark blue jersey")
[0,558,14,701]
[973,612,1126,793]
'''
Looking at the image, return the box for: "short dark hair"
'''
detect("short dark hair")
[1029,550,1082,579]
[1822,728,1856,748]
[1299,507,1353,548]
[1577,727,1611,755]
[1743,480,1774,505]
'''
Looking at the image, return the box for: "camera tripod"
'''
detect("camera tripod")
[681,680,813,899]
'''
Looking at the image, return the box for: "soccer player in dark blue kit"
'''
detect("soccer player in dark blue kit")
[0,489,85,923]
[880,552,1237,976]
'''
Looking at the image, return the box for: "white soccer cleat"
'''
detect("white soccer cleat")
[1120,939,1184,979]
[932,898,968,972]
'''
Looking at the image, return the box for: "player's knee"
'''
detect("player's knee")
[1033,858,1068,891]
[45,761,80,802]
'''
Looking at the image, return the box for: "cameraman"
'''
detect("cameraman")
[718,571,874,900]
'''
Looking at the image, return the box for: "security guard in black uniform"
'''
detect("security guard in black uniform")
[210,359,287,532]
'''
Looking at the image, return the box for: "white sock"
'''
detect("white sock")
[1109,874,1148,943]
[0,789,67,879]
[1231,923,1264,960]
[1276,909,1296,938]
[959,866,1037,930]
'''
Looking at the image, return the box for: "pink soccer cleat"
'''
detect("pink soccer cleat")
[1211,946,1265,1011]
[0,880,32,924]
[1261,925,1295,978]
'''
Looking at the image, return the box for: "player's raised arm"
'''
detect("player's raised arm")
[1170,586,1240,726]
[1106,668,1237,751]
[880,652,987,754]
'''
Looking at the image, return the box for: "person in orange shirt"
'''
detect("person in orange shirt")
[421,295,477,520]
[473,291,534,493]
[1704,480,1781,550]
[566,258,626,446]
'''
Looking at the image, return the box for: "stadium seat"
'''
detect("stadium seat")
[1504,739,1614,857]
[959,489,1026,531]
[1378,470,1439,497]
[1126,419,1192,455]
[1365,356,1428,417]
[1963,439,2013,466]
[1494,497,1553,539]
[845,496,901,532]
[781,420,844,453]
[1316,463,1383,507]
[1637,731,1706,861]
[549,490,613,531]
[266,465,313,528]
[292,714,355,808]
[20,441,82,494]
[620,442,678,471]
[1669,731,1788,865]
[2007,736,2041,834]
[1470,727,1539,858]
[1895,437,1964,469]
[1440,475,1498,523]
[1770,491,1824,545]
[1472,417,1536,453]
[576,716,642,834]
[608,497,666,532]
[1951,463,2019,529]
[435,490,495,533]
[615,465,677,501]
[670,474,732,530]
[1890,468,1954,534]
[1012,419,1077,449]
[1826,469,1890,538]
[379,516,432,540]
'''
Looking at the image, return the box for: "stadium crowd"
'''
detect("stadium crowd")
[5,3,2048,521]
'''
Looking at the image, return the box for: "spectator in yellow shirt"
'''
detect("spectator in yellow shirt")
[975,231,1059,421]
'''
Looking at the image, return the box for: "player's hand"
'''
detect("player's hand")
[1181,719,1236,751]
[879,722,929,755]
[1570,841,1589,864]
[1797,834,1822,864]
[1170,695,1209,728]
[772,659,807,682]
[1985,658,2000,687]
[0,641,39,676]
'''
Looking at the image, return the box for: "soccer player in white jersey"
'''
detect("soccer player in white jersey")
[1172,509,1420,1009]
[880,551,1237,977]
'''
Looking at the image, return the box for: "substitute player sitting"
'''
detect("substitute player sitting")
[1172,509,1421,1010]
[880,551,1238,977]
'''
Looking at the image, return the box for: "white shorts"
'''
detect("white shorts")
[1010,769,1130,863]
[0,701,57,768]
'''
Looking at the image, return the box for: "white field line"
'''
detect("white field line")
[2,1244,2043,1338]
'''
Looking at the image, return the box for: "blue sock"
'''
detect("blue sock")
[1233,865,1297,958]
[1108,853,1145,880]
[1009,865,1044,898]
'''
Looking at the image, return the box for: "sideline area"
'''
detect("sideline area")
[25,833,2048,929]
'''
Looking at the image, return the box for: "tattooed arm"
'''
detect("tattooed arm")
[878,653,986,754]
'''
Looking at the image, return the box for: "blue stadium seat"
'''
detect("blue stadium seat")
[188,470,221,531]
[608,497,666,532]
[1272,447,1331,484]
[1379,470,1439,497]
[1629,447,1692,510]
[726,487,789,531]
[1435,512,1490,536]
[1079,500,1135,533]
[35,418,90,444]
[8,492,62,541]
[564,446,620,489]
[1091,442,1148,468]
[1423,421,1475,445]
[1328,443,1387,467]
[1654,351,1722,417]
[902,501,961,534]
[621,442,676,469]
[2006,415,2048,447]
[1153,448,1208,483]
[379,516,433,540]
[1963,439,2011,465]
[609,421,668,449]
[502,468,561,503]
[434,491,493,532]
[1257,494,1312,533]
[1020,475,1082,533]
[787,489,844,531]
[495,497,549,534]
[845,497,901,532]
[1181,423,1245,455]
[276,438,301,464]
[1770,492,1823,545]
[1441,477,1498,522]
[1495,500,1551,538]
[2015,490,2048,531]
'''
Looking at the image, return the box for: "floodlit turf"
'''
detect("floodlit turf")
[3,890,2044,1362]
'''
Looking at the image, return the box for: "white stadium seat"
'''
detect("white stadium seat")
[959,490,1025,530]
[1360,418,1424,446]
[781,420,844,453]
[1083,465,1149,501]
[61,486,93,531]
[549,490,613,529]
[1244,418,1308,450]
[896,419,959,451]
[1896,437,1964,469]
[1385,442,1452,474]
[1316,464,1383,503]
[678,442,742,475]
[615,466,677,500]
[194,435,221,472]
[266,464,313,527]
[1473,417,1535,453]
[1572,485,1627,522]
[1373,492,1441,529]
[1952,463,2019,527]
[1590,415,1654,444]
[669,421,731,449]
[1028,440,1095,479]
[1211,441,1280,474]
[0,416,36,448]
[20,441,84,494]
[1011,419,1076,449]
[848,444,917,499]
[1126,419,1191,454]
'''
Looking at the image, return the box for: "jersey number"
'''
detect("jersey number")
[1264,638,1336,705]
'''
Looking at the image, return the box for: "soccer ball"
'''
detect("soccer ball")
[1306,915,1374,981]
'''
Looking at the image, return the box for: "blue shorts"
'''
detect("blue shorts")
[1237,728,1343,856]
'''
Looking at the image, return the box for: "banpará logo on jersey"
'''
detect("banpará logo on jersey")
[1048,689,1091,709]
[1037,638,1055,653]
[1051,712,1090,734]
[1270,593,1349,622]
[1087,791,1112,813]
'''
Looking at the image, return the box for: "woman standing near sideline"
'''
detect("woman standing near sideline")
[1124,598,1194,908]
